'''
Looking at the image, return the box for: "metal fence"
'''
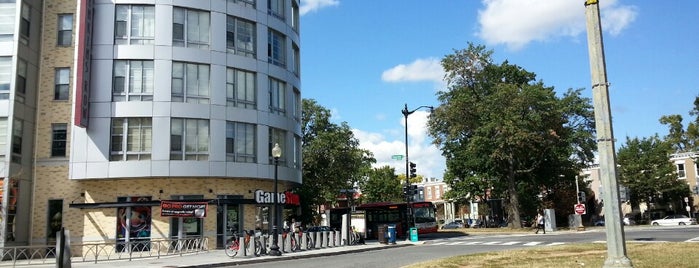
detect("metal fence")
[0,237,208,267]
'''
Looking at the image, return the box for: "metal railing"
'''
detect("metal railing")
[0,237,208,266]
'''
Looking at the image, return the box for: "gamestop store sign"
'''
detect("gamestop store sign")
[254,190,300,205]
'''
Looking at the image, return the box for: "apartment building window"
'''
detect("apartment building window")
[57,14,73,46]
[226,121,256,163]
[54,68,70,100]
[269,127,286,163]
[0,56,9,99]
[19,2,29,44]
[268,0,285,20]
[268,30,285,67]
[11,119,22,163]
[228,0,255,9]
[51,123,67,157]
[172,62,210,104]
[15,59,26,103]
[269,77,285,115]
[426,188,432,199]
[292,88,300,121]
[113,60,153,101]
[0,118,6,160]
[115,5,154,45]
[226,68,255,109]
[291,43,300,76]
[226,16,256,58]
[435,187,441,199]
[170,118,209,160]
[0,4,14,42]
[293,135,301,169]
[110,118,152,161]
[173,7,210,49]
[677,163,686,179]
[291,1,299,32]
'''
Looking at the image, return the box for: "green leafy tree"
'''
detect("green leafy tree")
[359,166,403,203]
[298,99,376,224]
[428,43,596,228]
[660,96,699,153]
[617,135,691,213]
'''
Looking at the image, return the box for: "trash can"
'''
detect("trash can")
[409,227,418,242]
[387,224,396,244]
[377,225,388,244]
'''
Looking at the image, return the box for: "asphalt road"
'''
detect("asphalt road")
[231,225,699,268]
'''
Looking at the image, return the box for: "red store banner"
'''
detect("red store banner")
[160,201,208,218]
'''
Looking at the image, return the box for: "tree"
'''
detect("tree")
[617,135,691,214]
[359,166,403,203]
[428,43,596,228]
[298,99,376,224]
[660,96,699,153]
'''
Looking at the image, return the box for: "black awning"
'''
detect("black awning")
[69,198,258,209]
[69,201,161,209]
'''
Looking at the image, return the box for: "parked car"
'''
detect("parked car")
[441,221,464,229]
[593,216,635,226]
[651,215,697,226]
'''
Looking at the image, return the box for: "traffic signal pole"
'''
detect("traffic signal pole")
[402,104,433,230]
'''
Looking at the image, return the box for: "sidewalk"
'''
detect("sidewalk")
[55,241,417,268]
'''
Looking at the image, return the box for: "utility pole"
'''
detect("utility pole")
[584,0,633,267]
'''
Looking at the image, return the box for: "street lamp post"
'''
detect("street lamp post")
[401,103,433,229]
[269,143,282,256]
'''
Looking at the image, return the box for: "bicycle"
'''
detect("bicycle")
[250,229,265,256]
[349,226,362,245]
[224,232,242,257]
[300,227,314,250]
[282,227,298,252]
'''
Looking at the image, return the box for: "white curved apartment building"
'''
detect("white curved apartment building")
[0,0,302,248]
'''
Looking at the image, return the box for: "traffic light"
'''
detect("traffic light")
[409,162,417,178]
[410,185,418,195]
[577,191,586,203]
[402,185,409,196]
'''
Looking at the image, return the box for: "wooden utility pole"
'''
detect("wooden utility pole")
[583,0,633,267]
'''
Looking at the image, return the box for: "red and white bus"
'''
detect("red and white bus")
[357,201,438,239]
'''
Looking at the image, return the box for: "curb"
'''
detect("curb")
[180,244,414,268]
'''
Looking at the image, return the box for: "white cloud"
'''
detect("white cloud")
[353,111,446,180]
[476,0,638,50]
[300,0,340,16]
[381,58,445,84]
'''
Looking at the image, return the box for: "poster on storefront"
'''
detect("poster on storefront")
[160,201,208,218]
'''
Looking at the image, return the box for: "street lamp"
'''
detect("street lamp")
[401,103,433,228]
[269,143,282,256]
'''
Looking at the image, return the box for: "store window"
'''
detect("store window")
[116,196,152,252]
[47,200,63,244]
[170,195,204,239]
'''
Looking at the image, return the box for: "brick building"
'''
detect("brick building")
[0,0,302,248]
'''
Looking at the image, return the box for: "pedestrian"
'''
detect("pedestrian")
[535,211,545,234]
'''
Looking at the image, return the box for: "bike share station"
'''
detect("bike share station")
[226,212,363,258]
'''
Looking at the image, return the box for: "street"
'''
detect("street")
[230,225,699,268]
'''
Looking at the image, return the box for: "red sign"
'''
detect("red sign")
[574,203,586,215]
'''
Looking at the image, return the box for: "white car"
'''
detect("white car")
[650,214,697,226]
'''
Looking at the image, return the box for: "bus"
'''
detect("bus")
[356,201,438,239]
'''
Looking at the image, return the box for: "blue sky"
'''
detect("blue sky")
[299,0,699,180]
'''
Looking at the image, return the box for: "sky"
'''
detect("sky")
[298,0,699,180]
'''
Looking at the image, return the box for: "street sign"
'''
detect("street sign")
[391,155,404,160]
[574,203,586,215]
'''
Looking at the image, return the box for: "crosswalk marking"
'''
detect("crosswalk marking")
[426,240,564,247]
